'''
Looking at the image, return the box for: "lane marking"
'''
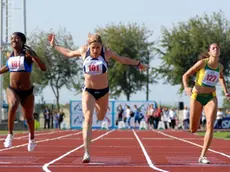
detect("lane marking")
[0,131,59,141]
[0,131,83,152]
[132,129,168,172]
[142,138,203,140]
[42,129,115,172]
[89,162,106,165]
[152,130,230,159]
[1,164,230,168]
[0,130,71,141]
[101,138,134,140]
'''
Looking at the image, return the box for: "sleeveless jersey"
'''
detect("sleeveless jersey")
[195,59,220,88]
[6,50,32,72]
[83,47,108,75]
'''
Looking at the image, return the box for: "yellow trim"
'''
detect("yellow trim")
[212,91,216,97]
[191,92,198,100]
[191,91,216,100]
[195,68,205,86]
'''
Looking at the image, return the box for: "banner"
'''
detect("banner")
[214,117,230,129]
[70,101,113,129]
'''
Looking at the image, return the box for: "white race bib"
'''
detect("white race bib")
[8,56,25,71]
[84,60,103,75]
[202,69,219,86]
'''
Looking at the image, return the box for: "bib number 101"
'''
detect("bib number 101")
[89,65,99,72]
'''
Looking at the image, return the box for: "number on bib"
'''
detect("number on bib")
[205,74,217,82]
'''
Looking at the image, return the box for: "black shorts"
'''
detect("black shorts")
[8,86,34,103]
[83,86,109,100]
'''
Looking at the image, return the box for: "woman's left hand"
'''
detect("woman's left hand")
[25,46,37,58]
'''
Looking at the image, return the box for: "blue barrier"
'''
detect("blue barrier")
[70,100,156,129]
[214,117,230,129]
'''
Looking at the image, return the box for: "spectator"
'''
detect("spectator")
[43,106,51,129]
[162,107,169,129]
[133,104,144,129]
[125,105,132,128]
[169,108,177,129]
[153,105,162,129]
[59,109,65,128]
[146,104,154,129]
[216,108,224,129]
[183,106,190,129]
[53,110,60,129]
[116,105,124,125]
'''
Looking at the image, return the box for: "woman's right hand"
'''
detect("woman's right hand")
[185,87,192,96]
[48,34,55,47]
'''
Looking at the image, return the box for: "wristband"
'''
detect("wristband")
[136,61,141,67]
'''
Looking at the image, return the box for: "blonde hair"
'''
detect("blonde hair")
[88,33,102,45]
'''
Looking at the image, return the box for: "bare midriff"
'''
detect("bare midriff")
[10,72,32,90]
[193,85,216,94]
[84,73,108,89]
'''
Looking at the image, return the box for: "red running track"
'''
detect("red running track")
[0,129,230,172]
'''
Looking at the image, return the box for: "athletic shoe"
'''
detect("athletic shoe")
[28,139,36,152]
[4,134,13,148]
[82,152,90,163]
[198,157,210,164]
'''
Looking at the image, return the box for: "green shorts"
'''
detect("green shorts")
[191,92,216,106]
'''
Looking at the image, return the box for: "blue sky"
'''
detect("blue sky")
[3,0,230,107]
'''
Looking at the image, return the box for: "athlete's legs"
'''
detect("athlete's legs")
[21,94,35,139]
[6,88,20,135]
[82,91,96,157]
[95,93,109,120]
[189,98,203,133]
[200,97,217,158]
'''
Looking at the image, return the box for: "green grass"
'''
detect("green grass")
[196,131,230,140]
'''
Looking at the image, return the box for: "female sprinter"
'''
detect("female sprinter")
[48,33,148,163]
[182,43,230,164]
[0,32,46,151]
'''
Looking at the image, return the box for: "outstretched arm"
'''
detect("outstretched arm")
[0,65,9,74]
[109,50,148,71]
[53,46,82,58]
[48,34,82,58]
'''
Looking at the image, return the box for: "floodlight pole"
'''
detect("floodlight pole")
[0,0,4,117]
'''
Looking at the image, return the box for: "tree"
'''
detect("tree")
[96,23,155,100]
[28,29,82,110]
[154,11,230,93]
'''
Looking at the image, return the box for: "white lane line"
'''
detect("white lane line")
[0,131,82,152]
[0,130,68,140]
[2,164,230,168]
[153,130,230,158]
[42,129,115,172]
[132,129,168,172]
[142,138,203,140]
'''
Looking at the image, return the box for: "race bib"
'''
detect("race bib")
[84,61,103,75]
[202,69,219,86]
[8,56,25,71]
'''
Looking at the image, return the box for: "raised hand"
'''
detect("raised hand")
[48,34,55,47]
